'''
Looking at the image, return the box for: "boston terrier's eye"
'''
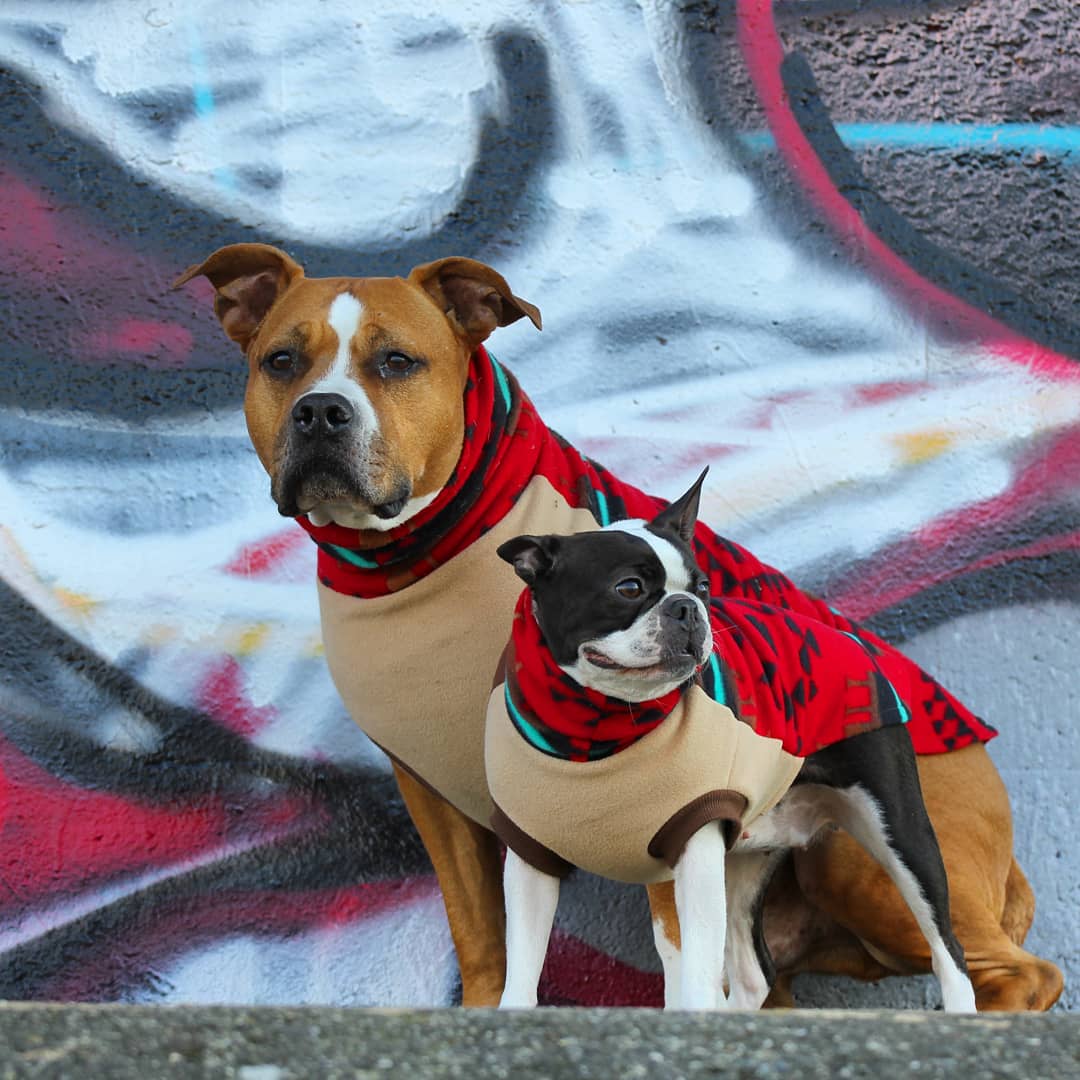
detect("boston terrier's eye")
[614,578,644,600]
[379,352,422,378]
[262,350,297,378]
[695,579,710,597]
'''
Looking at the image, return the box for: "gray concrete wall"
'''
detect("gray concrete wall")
[0,1,1076,1007]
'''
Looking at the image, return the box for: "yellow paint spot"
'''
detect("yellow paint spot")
[54,587,100,616]
[236,623,270,656]
[893,429,954,465]
[145,624,178,647]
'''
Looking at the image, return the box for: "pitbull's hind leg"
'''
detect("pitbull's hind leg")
[796,744,1062,1011]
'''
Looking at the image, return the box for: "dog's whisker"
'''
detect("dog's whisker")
[710,624,737,646]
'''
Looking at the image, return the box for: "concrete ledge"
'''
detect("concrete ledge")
[0,1005,1077,1079]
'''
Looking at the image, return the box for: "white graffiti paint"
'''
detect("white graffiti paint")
[158,888,456,1007]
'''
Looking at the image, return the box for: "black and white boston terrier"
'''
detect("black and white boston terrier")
[485,471,976,1012]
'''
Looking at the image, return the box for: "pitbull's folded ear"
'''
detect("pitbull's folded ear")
[408,257,542,348]
[497,534,560,585]
[173,243,305,351]
[650,467,709,545]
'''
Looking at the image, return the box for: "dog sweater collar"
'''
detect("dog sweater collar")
[503,589,684,763]
[295,343,519,597]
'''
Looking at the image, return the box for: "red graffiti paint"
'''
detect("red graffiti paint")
[0,738,311,910]
[222,528,312,581]
[196,657,278,738]
[540,929,663,1007]
[851,381,930,407]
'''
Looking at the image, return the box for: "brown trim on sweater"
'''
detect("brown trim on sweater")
[491,804,575,879]
[648,789,749,868]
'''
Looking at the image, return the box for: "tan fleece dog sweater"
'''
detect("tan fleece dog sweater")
[485,680,803,884]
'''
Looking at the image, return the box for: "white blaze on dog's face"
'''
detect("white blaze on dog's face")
[498,471,712,703]
[173,245,540,537]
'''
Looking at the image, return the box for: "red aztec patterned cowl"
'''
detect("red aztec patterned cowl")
[505,588,916,763]
[504,590,684,763]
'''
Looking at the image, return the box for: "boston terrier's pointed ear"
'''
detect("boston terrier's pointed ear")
[650,467,709,545]
[497,534,560,585]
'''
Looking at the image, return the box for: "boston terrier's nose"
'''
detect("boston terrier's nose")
[292,393,355,438]
[662,595,698,631]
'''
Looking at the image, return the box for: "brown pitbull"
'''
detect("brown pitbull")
[174,243,1062,1011]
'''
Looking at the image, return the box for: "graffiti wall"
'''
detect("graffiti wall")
[1,0,1077,1008]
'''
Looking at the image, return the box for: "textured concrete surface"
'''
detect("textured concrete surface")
[1,1005,1079,1080]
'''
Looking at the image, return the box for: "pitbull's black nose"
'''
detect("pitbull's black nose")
[292,393,355,438]
[663,595,698,631]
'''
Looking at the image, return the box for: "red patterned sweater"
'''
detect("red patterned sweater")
[299,345,995,758]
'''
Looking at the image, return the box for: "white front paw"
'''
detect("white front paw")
[499,990,538,1009]
[680,980,728,1010]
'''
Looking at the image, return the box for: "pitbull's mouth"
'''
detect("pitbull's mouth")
[370,496,409,520]
[298,491,414,530]
[275,457,413,527]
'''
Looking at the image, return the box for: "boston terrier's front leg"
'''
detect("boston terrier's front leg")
[499,849,560,1008]
[674,824,730,1009]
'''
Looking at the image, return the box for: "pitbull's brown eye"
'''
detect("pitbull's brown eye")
[615,578,644,600]
[262,351,296,377]
[380,352,420,378]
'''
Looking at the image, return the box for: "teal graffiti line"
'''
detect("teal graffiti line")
[185,23,238,191]
[740,122,1080,159]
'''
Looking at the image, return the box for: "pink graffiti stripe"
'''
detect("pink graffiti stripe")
[87,319,193,365]
[37,878,440,1001]
[735,0,1078,382]
[0,165,196,368]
